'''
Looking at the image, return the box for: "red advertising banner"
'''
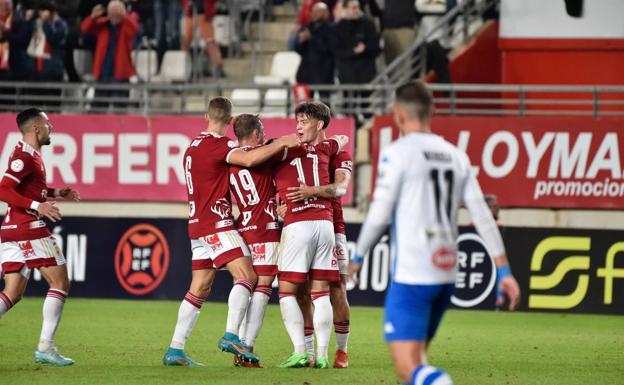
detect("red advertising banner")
[370,115,624,209]
[0,113,355,204]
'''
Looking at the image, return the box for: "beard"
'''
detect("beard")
[40,135,51,146]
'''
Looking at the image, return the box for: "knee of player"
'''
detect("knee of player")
[48,277,71,293]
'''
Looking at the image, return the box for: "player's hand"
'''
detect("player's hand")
[497,275,521,311]
[347,261,362,285]
[277,134,300,148]
[59,187,81,201]
[37,201,61,222]
[286,179,316,202]
[91,4,105,18]
[276,202,287,221]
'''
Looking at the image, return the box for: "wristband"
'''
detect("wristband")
[53,189,61,197]
[496,265,511,299]
[352,254,364,264]
[30,201,40,211]
[335,187,347,197]
[497,265,511,280]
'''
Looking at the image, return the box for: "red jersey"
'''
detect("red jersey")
[184,132,238,239]
[1,141,52,242]
[330,150,353,235]
[228,145,285,244]
[274,138,340,227]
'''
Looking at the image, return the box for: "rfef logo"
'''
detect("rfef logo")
[114,224,170,296]
[451,233,496,308]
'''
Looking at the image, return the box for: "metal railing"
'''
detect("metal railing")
[0,81,622,118]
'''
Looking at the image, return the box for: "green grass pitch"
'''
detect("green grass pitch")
[0,298,622,385]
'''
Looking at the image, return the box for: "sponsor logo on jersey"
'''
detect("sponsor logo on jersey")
[205,233,223,252]
[431,247,457,270]
[18,240,35,258]
[10,159,24,172]
[114,224,170,296]
[251,243,266,263]
[210,198,232,220]
[341,160,353,170]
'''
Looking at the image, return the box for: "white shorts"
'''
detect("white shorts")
[249,241,279,276]
[278,220,339,283]
[0,236,65,276]
[334,233,349,275]
[191,230,250,270]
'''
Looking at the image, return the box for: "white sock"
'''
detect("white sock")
[304,327,315,358]
[170,292,204,349]
[243,285,272,349]
[38,289,67,352]
[279,293,305,354]
[0,292,14,319]
[238,310,248,346]
[334,320,350,352]
[225,279,253,335]
[312,291,333,359]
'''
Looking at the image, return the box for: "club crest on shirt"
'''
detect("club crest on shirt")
[210,198,232,219]
[10,159,24,172]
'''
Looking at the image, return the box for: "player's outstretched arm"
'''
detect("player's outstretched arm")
[463,173,521,310]
[46,187,81,201]
[228,134,300,168]
[286,169,351,202]
[0,177,62,222]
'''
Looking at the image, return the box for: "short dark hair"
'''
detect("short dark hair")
[395,81,433,122]
[233,114,262,141]
[295,101,331,129]
[207,96,232,124]
[16,108,44,133]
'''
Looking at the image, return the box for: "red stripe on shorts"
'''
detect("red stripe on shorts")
[213,248,246,269]
[310,268,340,282]
[192,259,215,271]
[278,271,308,283]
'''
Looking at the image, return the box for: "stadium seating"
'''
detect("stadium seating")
[133,50,159,82]
[253,51,301,85]
[231,89,262,114]
[153,51,192,83]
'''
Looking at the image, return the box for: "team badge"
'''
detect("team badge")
[10,159,24,173]
[114,224,170,296]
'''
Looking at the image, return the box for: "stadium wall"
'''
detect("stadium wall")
[12,217,623,315]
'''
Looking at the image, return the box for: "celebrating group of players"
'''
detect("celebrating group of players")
[162,97,353,369]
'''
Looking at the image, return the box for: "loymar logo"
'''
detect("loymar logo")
[114,224,170,296]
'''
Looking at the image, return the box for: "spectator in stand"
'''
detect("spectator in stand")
[295,2,334,104]
[0,0,11,81]
[123,0,154,49]
[181,0,224,78]
[331,0,380,123]
[382,0,417,67]
[81,0,138,109]
[415,0,451,83]
[288,0,334,50]
[153,0,181,70]
[57,0,80,82]
[24,1,68,84]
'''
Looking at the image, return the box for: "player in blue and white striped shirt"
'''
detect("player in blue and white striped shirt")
[350,81,521,385]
